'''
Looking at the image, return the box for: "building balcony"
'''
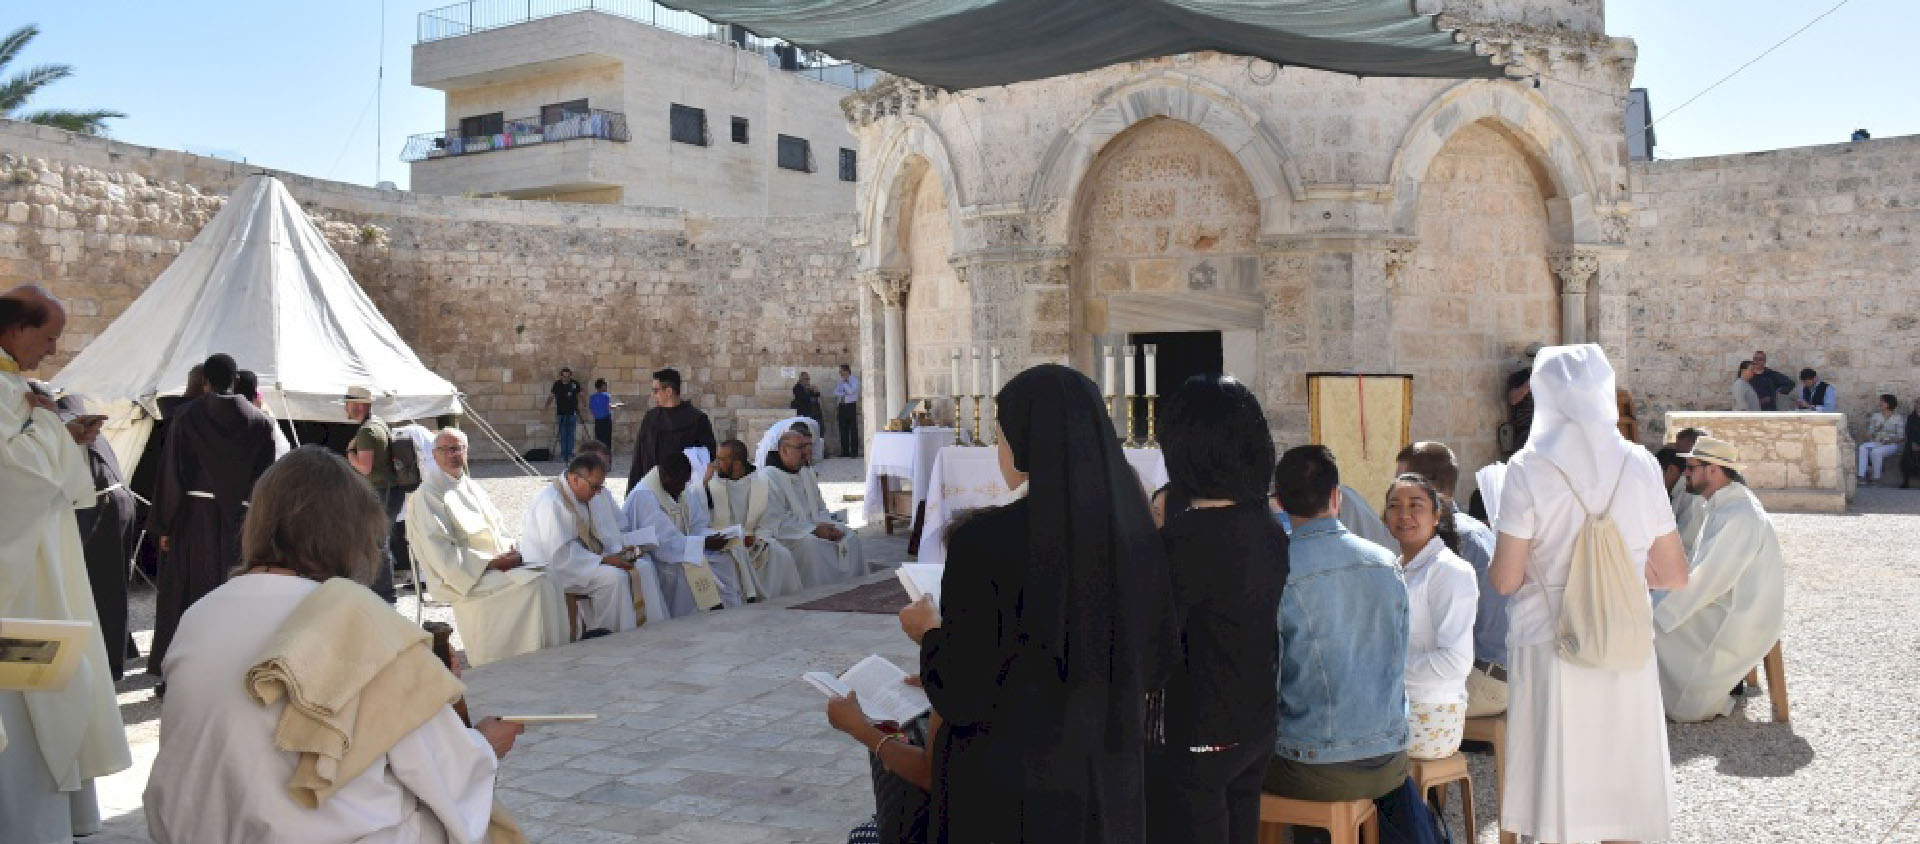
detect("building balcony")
[405,110,631,201]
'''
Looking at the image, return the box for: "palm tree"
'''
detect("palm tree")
[0,24,124,136]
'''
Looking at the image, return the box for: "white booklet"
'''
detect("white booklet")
[895,563,945,605]
[800,654,930,724]
[0,619,92,692]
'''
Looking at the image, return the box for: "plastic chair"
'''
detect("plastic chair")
[1257,793,1379,844]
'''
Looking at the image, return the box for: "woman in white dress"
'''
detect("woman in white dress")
[1488,345,1690,844]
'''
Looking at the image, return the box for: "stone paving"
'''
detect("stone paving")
[75,465,1920,842]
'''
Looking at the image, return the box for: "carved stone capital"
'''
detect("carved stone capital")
[1547,249,1600,295]
[947,255,971,286]
[861,269,911,307]
[1383,238,1420,282]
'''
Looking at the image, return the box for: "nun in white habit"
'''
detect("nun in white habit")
[1486,344,1691,844]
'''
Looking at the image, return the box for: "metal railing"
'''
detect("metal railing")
[400,109,630,163]
[416,0,876,90]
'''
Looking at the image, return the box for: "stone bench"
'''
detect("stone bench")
[1662,411,1854,512]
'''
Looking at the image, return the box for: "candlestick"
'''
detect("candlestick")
[1123,345,1136,397]
[1103,344,1116,397]
[1144,344,1157,396]
[952,395,966,445]
[990,347,1002,394]
[1144,395,1159,448]
[987,397,998,445]
[970,347,982,397]
[1123,391,1140,448]
[970,394,985,446]
[949,350,962,406]
[1106,394,1119,440]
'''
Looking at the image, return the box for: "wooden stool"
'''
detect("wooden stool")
[564,593,586,642]
[1410,752,1474,843]
[1257,794,1378,844]
[1741,639,1789,722]
[1462,715,1515,844]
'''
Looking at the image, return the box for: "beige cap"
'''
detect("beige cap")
[1679,436,1745,473]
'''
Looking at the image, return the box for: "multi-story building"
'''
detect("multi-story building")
[405,0,874,214]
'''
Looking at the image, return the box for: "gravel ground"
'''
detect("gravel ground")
[90,469,1920,842]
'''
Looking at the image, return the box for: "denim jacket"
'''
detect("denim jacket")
[1274,518,1410,763]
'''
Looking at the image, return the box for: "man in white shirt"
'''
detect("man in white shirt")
[759,427,866,585]
[0,285,130,841]
[622,452,743,617]
[833,363,861,458]
[1655,438,1786,722]
[405,428,569,666]
[706,439,805,599]
[519,453,642,635]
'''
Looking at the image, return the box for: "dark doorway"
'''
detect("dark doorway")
[1127,330,1222,441]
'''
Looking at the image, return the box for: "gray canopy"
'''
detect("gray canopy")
[658,0,1503,88]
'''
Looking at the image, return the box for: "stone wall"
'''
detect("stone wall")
[0,119,860,460]
[1663,411,1854,513]
[1625,134,1920,446]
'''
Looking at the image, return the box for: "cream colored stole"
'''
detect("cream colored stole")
[641,469,723,609]
[705,474,769,599]
[550,475,647,624]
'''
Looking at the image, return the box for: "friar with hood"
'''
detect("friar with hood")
[146,352,277,680]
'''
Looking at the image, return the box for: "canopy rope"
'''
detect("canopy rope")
[458,395,544,478]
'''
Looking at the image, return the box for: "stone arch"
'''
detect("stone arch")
[858,116,965,273]
[901,168,969,399]
[1029,71,1303,246]
[1388,80,1605,243]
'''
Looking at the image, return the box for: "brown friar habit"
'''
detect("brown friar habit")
[147,392,276,677]
[74,435,138,681]
[626,402,716,491]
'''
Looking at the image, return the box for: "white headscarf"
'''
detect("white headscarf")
[1520,344,1626,490]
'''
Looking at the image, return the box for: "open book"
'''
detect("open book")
[800,654,930,724]
[896,563,945,605]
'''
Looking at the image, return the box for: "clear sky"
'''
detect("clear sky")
[9,0,1915,189]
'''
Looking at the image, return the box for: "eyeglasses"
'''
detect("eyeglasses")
[434,445,467,453]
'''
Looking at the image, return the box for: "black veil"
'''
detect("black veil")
[996,364,1173,750]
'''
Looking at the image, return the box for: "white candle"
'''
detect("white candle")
[1145,344,1157,395]
[970,347,982,396]
[950,349,961,396]
[1123,345,1136,396]
[1102,345,1116,395]
[991,347,1002,393]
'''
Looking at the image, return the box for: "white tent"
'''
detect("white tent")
[54,174,461,473]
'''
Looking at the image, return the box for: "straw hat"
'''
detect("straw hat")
[339,385,374,405]
[1679,436,1745,472]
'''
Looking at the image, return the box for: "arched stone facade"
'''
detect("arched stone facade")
[1395,119,1562,476]
[902,168,967,401]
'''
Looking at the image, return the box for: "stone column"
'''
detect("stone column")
[1548,248,1599,344]
[863,269,911,417]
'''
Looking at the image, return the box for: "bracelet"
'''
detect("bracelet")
[871,732,903,754]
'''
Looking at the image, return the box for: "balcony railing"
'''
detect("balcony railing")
[401,109,630,163]
[416,0,876,90]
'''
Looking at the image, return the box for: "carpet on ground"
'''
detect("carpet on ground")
[790,579,911,614]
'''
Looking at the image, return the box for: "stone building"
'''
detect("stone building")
[846,2,1635,478]
[407,1,873,214]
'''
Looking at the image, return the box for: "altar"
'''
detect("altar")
[916,445,1169,565]
[862,427,956,535]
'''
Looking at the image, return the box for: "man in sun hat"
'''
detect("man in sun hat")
[1653,437,1785,721]
[344,385,400,602]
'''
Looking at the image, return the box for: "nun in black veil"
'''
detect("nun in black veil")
[899,364,1175,844]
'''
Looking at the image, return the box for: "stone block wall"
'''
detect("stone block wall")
[0,119,860,460]
[1662,411,1853,513]
[1625,135,1920,446]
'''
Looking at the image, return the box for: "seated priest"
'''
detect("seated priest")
[752,415,823,469]
[1655,438,1787,722]
[577,440,673,623]
[622,451,747,617]
[520,452,644,635]
[705,439,805,599]
[405,428,569,666]
[758,426,867,586]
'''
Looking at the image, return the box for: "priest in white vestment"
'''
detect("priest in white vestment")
[406,428,568,666]
[1655,438,1787,722]
[0,286,130,843]
[520,453,643,634]
[758,428,866,586]
[623,453,746,617]
[752,415,823,469]
[705,440,804,599]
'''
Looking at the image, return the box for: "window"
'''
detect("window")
[541,98,589,126]
[777,134,812,172]
[458,112,503,139]
[670,104,708,146]
[838,148,857,182]
[731,116,749,144]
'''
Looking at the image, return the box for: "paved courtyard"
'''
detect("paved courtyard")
[78,462,1920,842]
